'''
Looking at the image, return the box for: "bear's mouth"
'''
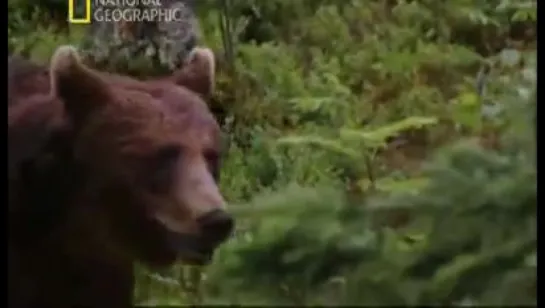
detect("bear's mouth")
[166,231,216,265]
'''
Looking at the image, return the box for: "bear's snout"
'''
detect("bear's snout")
[197,209,235,245]
[162,209,234,265]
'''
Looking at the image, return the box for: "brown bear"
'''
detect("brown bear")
[8,45,233,307]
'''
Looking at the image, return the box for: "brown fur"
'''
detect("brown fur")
[8,56,50,104]
[8,46,232,307]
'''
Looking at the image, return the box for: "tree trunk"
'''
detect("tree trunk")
[81,0,199,73]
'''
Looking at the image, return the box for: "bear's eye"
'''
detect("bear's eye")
[203,149,220,182]
[147,145,181,192]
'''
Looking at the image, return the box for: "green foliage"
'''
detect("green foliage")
[9,0,536,305]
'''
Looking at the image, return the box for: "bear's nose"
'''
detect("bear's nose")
[197,209,235,244]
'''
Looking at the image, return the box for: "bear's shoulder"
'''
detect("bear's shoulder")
[8,56,51,104]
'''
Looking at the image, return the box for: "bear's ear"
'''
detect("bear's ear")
[49,45,112,122]
[170,47,216,99]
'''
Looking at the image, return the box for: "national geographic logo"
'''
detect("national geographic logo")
[68,0,186,25]
[68,0,91,24]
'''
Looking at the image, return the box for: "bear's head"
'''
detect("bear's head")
[48,45,232,267]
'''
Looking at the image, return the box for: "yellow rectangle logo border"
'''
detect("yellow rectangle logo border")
[68,0,91,24]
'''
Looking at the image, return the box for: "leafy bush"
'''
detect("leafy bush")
[9,0,536,305]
